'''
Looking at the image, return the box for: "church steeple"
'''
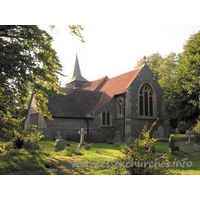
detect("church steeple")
[66,54,88,88]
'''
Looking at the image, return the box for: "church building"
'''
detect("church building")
[24,55,169,142]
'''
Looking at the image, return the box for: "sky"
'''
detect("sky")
[39,25,200,87]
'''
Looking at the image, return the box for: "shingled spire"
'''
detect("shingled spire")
[66,54,88,89]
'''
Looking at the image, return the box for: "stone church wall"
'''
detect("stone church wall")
[43,118,88,142]
[125,65,169,138]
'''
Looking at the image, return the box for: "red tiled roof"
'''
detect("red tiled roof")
[92,67,143,112]
[80,76,108,91]
[99,67,142,97]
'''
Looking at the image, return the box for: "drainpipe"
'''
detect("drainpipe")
[84,119,89,142]
[123,94,126,141]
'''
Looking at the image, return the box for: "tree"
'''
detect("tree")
[134,52,163,81]
[174,31,200,126]
[49,25,85,42]
[0,25,84,138]
[157,52,180,127]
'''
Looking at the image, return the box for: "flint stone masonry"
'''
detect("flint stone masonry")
[25,59,169,143]
[55,131,62,140]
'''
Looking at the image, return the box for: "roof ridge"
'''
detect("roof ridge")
[108,66,143,80]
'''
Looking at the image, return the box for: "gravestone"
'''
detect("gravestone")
[175,128,180,135]
[124,132,131,143]
[194,144,199,152]
[77,128,87,149]
[54,139,66,152]
[185,130,192,142]
[152,130,159,139]
[113,132,122,147]
[158,126,165,138]
[23,139,38,150]
[55,131,62,140]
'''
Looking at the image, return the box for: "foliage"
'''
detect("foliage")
[49,25,85,42]
[175,31,200,109]
[174,31,200,126]
[0,25,65,137]
[81,141,93,150]
[175,146,180,152]
[134,52,180,128]
[192,118,200,144]
[134,34,200,128]
[134,52,163,81]
[0,25,84,138]
[25,125,44,142]
[12,130,24,149]
[68,25,85,42]
[169,136,175,153]
[177,121,189,134]
[122,121,174,175]
[4,141,13,151]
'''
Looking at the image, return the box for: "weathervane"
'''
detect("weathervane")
[143,56,147,64]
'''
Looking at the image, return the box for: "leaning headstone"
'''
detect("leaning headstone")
[54,139,66,152]
[194,144,199,152]
[55,131,62,140]
[158,126,165,138]
[23,139,38,150]
[113,132,122,147]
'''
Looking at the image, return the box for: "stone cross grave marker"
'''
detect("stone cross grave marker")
[78,128,87,144]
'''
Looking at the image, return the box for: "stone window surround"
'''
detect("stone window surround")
[117,97,124,118]
[138,81,157,118]
[101,110,112,127]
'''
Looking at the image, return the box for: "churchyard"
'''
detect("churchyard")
[0,134,200,175]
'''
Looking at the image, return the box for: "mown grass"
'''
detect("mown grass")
[0,141,125,175]
[0,136,200,175]
[154,138,200,175]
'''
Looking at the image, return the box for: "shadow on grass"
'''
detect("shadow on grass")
[0,149,48,175]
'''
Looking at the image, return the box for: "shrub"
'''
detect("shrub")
[5,141,13,151]
[175,146,179,152]
[122,120,174,175]
[12,130,24,149]
[169,136,175,153]
[177,121,188,134]
[192,118,200,144]
[81,141,93,150]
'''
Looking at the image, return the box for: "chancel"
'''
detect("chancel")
[25,54,169,142]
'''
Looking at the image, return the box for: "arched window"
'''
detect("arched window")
[117,98,123,116]
[139,83,153,117]
[102,111,106,125]
[107,111,110,125]
[102,110,111,126]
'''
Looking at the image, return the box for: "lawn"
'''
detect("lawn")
[0,141,125,175]
[0,135,200,175]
